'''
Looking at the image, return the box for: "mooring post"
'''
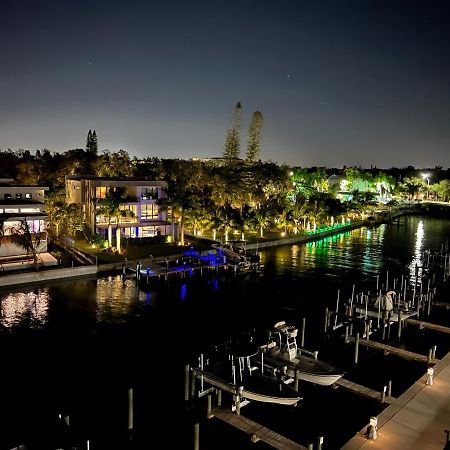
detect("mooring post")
[381,385,386,404]
[397,309,402,338]
[191,369,196,398]
[426,367,434,386]
[368,416,378,440]
[207,394,213,419]
[235,386,243,415]
[185,364,190,401]
[301,317,306,348]
[217,389,222,407]
[345,325,349,343]
[308,444,313,450]
[388,380,392,398]
[194,422,200,450]
[387,312,391,339]
[354,332,360,365]
[87,440,90,450]
[128,387,134,437]
[432,345,437,361]
[294,368,300,393]
[428,348,433,364]
[324,307,329,334]
[318,435,324,450]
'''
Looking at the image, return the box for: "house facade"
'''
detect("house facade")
[65,177,174,241]
[0,178,49,258]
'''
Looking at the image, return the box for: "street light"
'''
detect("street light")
[421,173,430,199]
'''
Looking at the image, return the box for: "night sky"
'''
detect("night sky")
[1,0,450,168]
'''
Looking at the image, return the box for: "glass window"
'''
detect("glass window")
[5,208,19,213]
[141,187,158,200]
[16,193,23,199]
[141,204,159,220]
[4,193,11,199]
[20,208,41,213]
[25,193,32,199]
[141,226,156,237]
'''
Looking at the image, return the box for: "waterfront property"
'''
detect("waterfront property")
[65,176,176,242]
[0,178,57,270]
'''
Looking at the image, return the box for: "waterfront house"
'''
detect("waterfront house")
[0,178,57,270]
[65,177,175,244]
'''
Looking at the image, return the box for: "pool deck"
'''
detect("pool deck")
[342,351,450,450]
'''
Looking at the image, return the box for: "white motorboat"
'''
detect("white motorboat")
[260,321,344,386]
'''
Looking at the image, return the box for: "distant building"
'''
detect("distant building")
[0,178,54,267]
[65,176,175,240]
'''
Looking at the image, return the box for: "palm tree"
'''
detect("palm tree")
[97,188,135,252]
[253,207,271,238]
[10,219,44,270]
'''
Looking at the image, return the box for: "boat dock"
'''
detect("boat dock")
[405,318,450,335]
[347,336,435,364]
[342,351,450,450]
[334,378,395,404]
[211,406,307,450]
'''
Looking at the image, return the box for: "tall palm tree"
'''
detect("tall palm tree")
[10,219,44,270]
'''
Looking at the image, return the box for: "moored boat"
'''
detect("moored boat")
[260,321,344,386]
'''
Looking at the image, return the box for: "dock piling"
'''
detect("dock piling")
[194,422,200,450]
[128,387,134,436]
[354,332,360,365]
[185,364,190,401]
[301,317,306,347]
[388,380,392,398]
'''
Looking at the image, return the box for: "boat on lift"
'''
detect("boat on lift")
[260,321,344,386]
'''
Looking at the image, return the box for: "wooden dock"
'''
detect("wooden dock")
[342,351,450,450]
[347,336,434,364]
[334,378,395,404]
[405,318,450,335]
[211,406,307,450]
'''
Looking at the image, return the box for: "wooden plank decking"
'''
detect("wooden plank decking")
[211,406,306,450]
[405,318,450,335]
[347,336,434,364]
[342,351,450,450]
[334,378,395,404]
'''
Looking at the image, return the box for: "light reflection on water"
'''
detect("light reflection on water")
[95,276,140,322]
[0,288,50,329]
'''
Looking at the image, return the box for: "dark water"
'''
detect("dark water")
[1,215,450,449]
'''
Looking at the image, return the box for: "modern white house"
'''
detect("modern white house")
[65,177,175,245]
[0,178,57,270]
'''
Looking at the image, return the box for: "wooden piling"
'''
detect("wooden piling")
[354,332,360,365]
[194,422,200,450]
[128,387,133,434]
[324,307,329,334]
[185,364,190,401]
[301,317,306,347]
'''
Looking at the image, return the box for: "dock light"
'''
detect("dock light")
[368,416,378,440]
[426,367,434,386]
[281,232,285,237]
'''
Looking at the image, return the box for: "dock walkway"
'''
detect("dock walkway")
[334,378,395,404]
[342,351,450,450]
[347,336,433,364]
[211,406,306,450]
[405,318,450,335]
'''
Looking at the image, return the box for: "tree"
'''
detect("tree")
[223,101,242,162]
[86,129,98,155]
[10,219,44,270]
[246,111,263,162]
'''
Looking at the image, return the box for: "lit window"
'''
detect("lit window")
[4,193,11,199]
[16,193,22,199]
[25,193,32,199]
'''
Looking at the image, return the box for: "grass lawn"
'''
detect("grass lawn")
[75,237,213,264]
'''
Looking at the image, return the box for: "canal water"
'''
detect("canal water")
[1,215,450,449]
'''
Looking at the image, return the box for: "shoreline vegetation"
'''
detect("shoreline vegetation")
[0,202,434,288]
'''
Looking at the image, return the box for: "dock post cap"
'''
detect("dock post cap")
[426,366,434,386]
[366,416,378,440]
